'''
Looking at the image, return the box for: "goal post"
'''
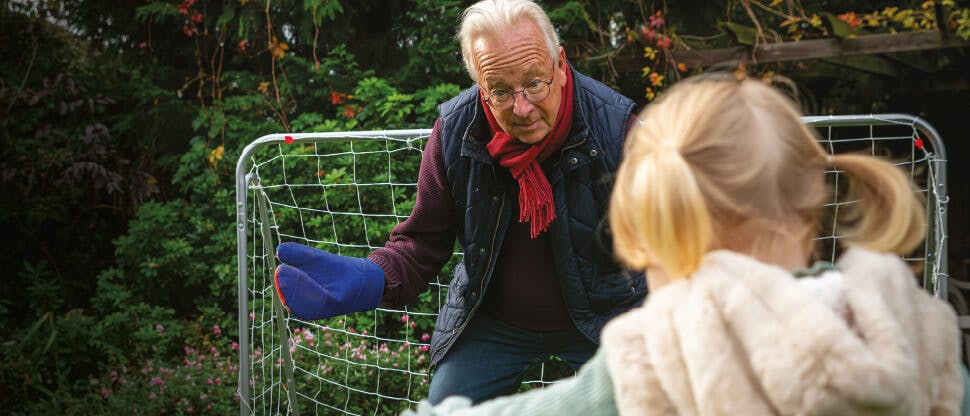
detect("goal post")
[235,129,443,416]
[234,115,948,416]
[802,114,948,296]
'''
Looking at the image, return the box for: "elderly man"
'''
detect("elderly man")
[274,0,646,404]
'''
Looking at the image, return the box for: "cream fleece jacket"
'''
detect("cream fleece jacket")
[602,247,962,415]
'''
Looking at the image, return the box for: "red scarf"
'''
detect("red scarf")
[484,62,574,238]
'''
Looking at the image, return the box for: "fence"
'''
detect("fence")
[234,114,948,415]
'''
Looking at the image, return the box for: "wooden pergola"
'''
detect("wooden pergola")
[613,30,970,80]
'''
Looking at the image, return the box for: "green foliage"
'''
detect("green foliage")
[306,0,345,22]
[0,310,100,412]
[0,14,163,327]
[21,315,238,415]
[957,7,970,39]
[395,0,467,88]
[266,318,433,414]
[134,2,180,24]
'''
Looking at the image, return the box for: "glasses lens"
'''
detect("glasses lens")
[487,78,551,110]
[489,93,513,110]
[524,81,550,102]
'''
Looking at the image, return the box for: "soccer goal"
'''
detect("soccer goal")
[234,114,948,416]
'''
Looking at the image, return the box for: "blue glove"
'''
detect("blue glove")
[273,242,385,320]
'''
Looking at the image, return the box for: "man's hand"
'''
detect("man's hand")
[274,242,385,320]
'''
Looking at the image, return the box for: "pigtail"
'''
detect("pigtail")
[610,146,712,278]
[831,153,926,255]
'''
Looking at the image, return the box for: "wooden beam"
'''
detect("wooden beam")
[614,31,970,72]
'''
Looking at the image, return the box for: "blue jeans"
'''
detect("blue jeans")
[427,311,596,405]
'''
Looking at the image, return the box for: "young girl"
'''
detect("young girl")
[404,75,963,415]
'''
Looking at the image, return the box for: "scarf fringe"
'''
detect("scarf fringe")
[516,163,554,238]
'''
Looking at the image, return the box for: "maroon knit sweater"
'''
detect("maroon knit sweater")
[368,118,571,330]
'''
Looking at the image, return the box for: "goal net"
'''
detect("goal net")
[234,115,948,415]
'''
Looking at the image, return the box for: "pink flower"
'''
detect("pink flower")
[400,314,410,323]
[419,345,429,352]
[420,333,430,342]
[150,376,164,386]
[231,342,240,351]
[649,11,665,29]
[156,324,165,333]
[100,387,110,399]
[212,324,222,336]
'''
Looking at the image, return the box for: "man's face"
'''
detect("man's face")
[473,20,566,145]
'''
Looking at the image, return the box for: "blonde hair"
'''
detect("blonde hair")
[610,76,926,278]
[457,0,560,83]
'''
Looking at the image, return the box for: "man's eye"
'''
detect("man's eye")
[526,80,542,89]
[491,91,510,100]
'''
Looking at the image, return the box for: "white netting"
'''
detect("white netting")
[241,131,442,416]
[236,115,947,415]
[807,115,947,292]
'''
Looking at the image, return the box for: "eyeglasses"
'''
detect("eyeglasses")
[483,64,556,111]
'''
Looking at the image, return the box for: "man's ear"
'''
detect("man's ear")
[557,47,568,80]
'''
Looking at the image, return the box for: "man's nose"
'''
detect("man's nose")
[511,92,534,117]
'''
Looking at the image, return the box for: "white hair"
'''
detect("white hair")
[457,0,560,83]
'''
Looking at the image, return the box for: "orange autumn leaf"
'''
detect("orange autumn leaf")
[330,91,347,105]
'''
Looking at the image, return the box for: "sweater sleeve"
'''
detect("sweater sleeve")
[401,349,620,416]
[368,118,458,308]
